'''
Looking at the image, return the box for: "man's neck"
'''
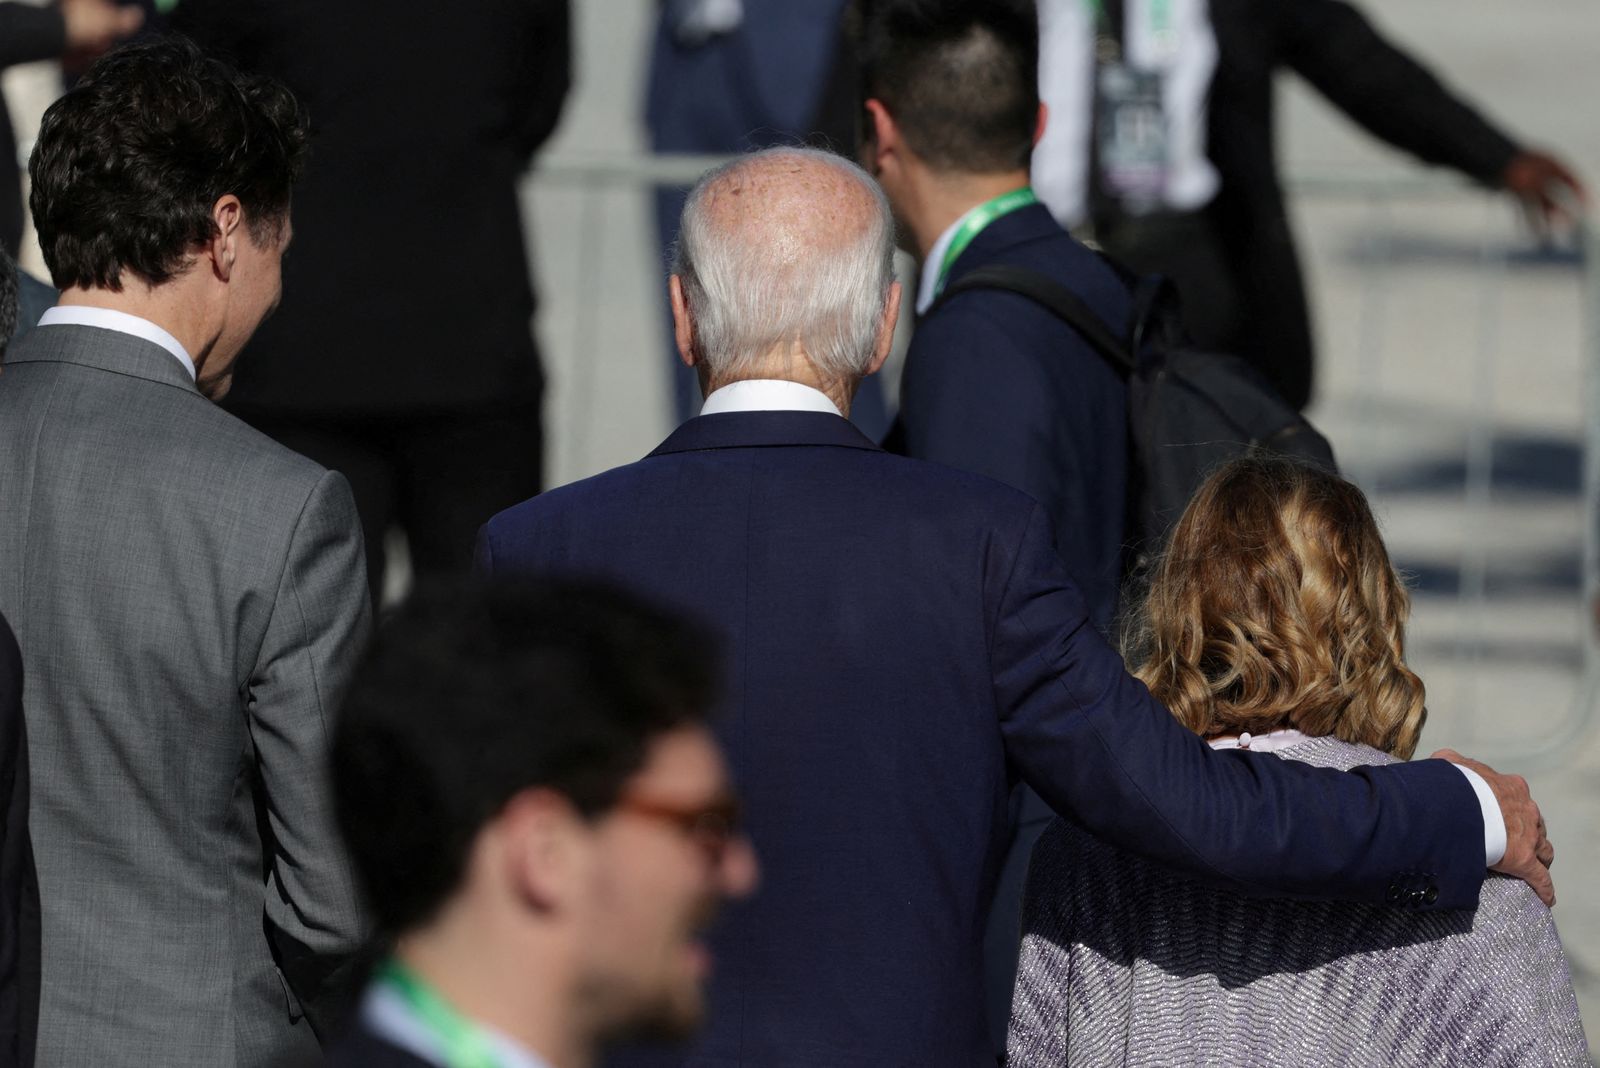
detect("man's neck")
[902,169,1032,262]
[704,345,856,417]
[58,283,215,367]
[397,922,589,1068]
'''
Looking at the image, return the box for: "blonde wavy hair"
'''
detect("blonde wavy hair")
[1126,456,1427,759]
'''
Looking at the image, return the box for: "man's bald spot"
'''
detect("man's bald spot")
[696,152,880,267]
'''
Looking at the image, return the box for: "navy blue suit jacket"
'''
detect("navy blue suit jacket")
[321,1020,432,1068]
[889,203,1130,630]
[479,411,1483,1067]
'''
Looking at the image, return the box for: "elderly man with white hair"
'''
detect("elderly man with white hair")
[477,146,1551,1068]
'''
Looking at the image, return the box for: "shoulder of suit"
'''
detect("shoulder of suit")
[486,438,1043,536]
[480,458,645,548]
[879,449,1041,509]
[139,398,331,497]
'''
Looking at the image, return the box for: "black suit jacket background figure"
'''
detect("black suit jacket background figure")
[171,0,571,416]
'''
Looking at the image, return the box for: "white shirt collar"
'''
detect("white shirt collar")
[37,306,196,382]
[699,379,842,417]
[916,210,976,316]
[361,983,554,1068]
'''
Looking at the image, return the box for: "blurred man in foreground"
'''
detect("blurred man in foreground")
[478,146,1551,1066]
[0,39,370,1066]
[327,581,757,1068]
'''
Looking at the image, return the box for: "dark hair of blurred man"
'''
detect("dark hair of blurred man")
[327,581,757,1068]
[2,37,372,1066]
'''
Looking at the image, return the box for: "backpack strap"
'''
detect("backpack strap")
[931,264,1138,378]
[1128,272,1187,355]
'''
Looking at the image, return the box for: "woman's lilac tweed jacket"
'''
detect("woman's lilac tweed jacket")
[1009,737,1589,1067]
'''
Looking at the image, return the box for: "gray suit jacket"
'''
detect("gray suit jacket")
[0,324,373,1066]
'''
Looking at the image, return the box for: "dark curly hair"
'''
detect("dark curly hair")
[29,36,308,291]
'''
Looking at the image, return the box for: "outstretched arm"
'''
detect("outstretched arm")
[1277,0,1588,228]
[993,502,1550,909]
[1277,0,1519,184]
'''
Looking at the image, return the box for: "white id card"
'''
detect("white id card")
[1095,62,1168,213]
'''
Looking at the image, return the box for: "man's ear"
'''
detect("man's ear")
[499,786,586,914]
[208,194,245,282]
[866,279,903,378]
[669,274,697,370]
[1033,102,1050,147]
[861,99,899,175]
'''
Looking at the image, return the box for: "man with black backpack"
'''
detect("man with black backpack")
[870,0,1130,635]
[863,4,1137,1048]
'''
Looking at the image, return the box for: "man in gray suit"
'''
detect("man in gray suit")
[0,39,371,1067]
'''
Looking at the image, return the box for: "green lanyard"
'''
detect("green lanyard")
[377,959,507,1068]
[933,186,1039,299]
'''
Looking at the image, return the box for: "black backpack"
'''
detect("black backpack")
[934,263,1337,564]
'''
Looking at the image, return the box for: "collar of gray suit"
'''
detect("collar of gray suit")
[5,322,200,396]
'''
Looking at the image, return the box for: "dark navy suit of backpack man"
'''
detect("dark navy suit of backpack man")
[478,146,1549,1068]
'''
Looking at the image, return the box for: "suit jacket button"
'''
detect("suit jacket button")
[1387,884,1401,902]
[1424,886,1439,904]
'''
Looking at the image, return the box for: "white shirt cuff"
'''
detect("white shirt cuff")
[1453,764,1507,866]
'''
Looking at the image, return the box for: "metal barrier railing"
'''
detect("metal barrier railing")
[526,153,1599,769]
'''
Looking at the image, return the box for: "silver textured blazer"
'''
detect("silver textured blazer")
[1009,736,1589,1066]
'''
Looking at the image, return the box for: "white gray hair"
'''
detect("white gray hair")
[672,147,897,382]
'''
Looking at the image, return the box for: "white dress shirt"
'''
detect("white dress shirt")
[36,305,196,381]
[700,378,842,417]
[361,983,553,1068]
[916,213,969,317]
[701,381,1507,864]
